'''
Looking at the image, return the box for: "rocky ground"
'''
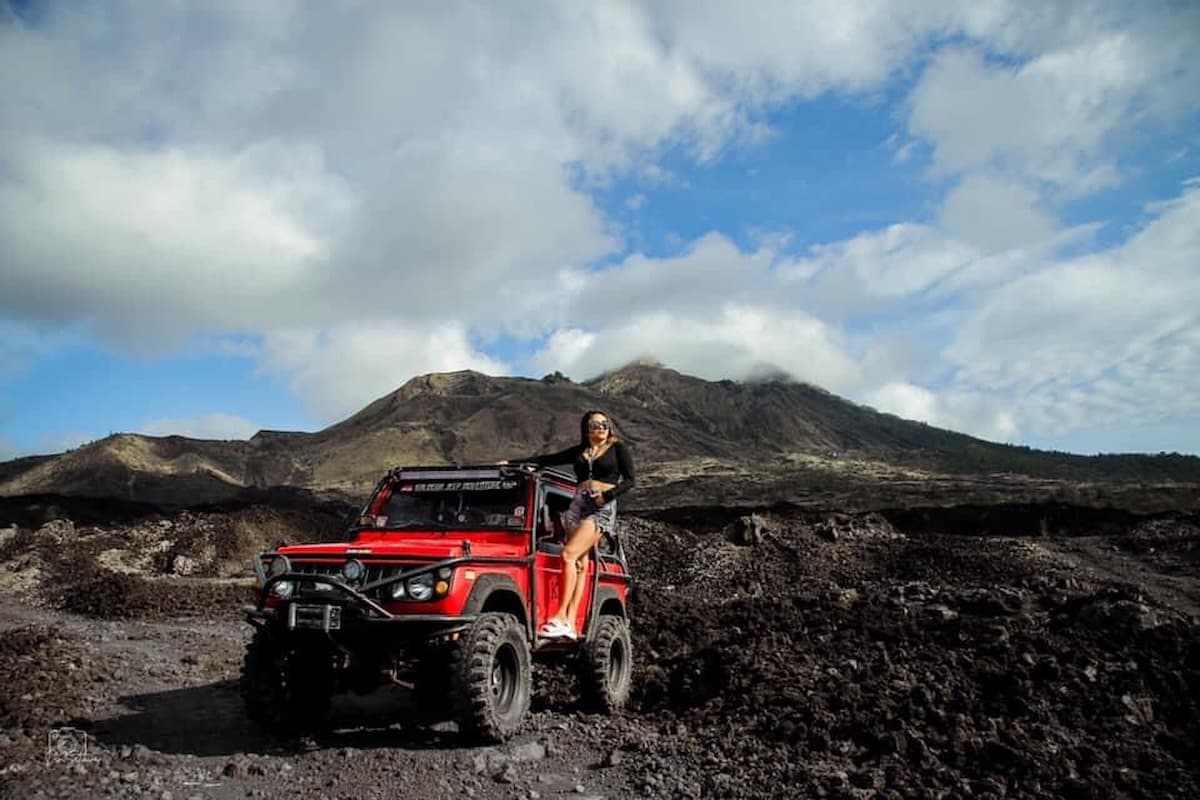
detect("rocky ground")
[1,490,1198,799]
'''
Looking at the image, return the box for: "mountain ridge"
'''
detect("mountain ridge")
[3,363,1198,505]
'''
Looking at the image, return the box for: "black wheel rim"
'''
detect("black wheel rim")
[491,643,519,712]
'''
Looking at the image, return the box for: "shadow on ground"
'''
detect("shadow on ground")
[86,681,538,756]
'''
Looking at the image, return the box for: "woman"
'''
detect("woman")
[501,409,635,639]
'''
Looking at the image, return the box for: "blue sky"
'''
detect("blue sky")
[2,1,1199,460]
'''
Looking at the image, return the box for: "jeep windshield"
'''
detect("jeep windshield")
[365,470,528,531]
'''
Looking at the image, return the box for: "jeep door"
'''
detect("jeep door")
[533,483,595,631]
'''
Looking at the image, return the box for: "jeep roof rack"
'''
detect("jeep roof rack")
[391,466,505,480]
[380,463,578,485]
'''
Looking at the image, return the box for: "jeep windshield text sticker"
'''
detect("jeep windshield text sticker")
[397,479,519,492]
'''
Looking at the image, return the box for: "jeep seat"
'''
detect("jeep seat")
[537,505,563,554]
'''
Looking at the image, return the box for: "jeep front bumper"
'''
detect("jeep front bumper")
[246,572,477,635]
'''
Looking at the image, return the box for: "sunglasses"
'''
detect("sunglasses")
[587,420,610,430]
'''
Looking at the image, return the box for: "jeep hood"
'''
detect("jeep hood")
[277,533,521,560]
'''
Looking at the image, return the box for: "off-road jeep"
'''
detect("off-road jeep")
[240,464,634,742]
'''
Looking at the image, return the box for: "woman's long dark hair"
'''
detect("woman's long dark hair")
[578,409,619,447]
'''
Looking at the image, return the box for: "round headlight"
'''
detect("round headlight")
[436,567,453,580]
[268,555,291,577]
[342,559,365,583]
[271,580,294,599]
[406,574,434,601]
[389,581,407,600]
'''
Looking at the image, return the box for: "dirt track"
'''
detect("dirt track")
[1,500,1198,799]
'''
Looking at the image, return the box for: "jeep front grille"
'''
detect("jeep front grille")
[289,561,417,600]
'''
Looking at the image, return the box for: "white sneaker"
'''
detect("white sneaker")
[539,620,574,639]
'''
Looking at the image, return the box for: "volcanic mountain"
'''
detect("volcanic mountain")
[2,363,1198,507]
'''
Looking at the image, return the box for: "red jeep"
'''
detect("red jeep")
[240,464,634,742]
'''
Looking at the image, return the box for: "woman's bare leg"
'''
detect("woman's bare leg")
[546,520,588,625]
[556,519,600,630]
[550,545,578,625]
[562,552,591,625]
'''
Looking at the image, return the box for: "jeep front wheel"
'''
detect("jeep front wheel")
[240,627,335,737]
[580,615,633,713]
[450,612,531,742]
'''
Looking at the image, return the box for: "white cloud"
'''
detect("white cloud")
[865,381,1018,442]
[865,382,940,424]
[338,144,614,334]
[216,3,742,172]
[638,163,688,188]
[565,233,778,323]
[907,3,1200,198]
[941,181,1200,439]
[139,413,260,441]
[0,138,611,348]
[909,19,1199,183]
[531,306,860,393]
[0,139,344,350]
[537,329,597,370]
[769,179,1200,446]
[902,3,1200,268]
[786,214,1106,333]
[948,186,1200,379]
[646,0,953,102]
[937,174,1059,251]
[260,321,509,422]
[0,1,1005,352]
[793,223,982,299]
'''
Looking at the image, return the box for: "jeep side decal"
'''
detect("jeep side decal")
[398,479,519,492]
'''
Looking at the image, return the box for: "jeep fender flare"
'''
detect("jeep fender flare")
[594,585,626,618]
[463,574,529,634]
[585,585,627,642]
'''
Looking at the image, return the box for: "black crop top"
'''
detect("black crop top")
[513,441,635,502]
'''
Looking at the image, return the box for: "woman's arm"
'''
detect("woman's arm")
[601,442,635,502]
[506,444,581,467]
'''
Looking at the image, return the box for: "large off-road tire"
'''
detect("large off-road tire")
[449,613,531,742]
[240,627,336,737]
[579,615,633,713]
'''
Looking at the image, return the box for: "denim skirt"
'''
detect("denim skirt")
[562,487,617,534]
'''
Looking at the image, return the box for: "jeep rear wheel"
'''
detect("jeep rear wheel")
[580,615,633,713]
[240,627,335,737]
[450,613,531,742]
